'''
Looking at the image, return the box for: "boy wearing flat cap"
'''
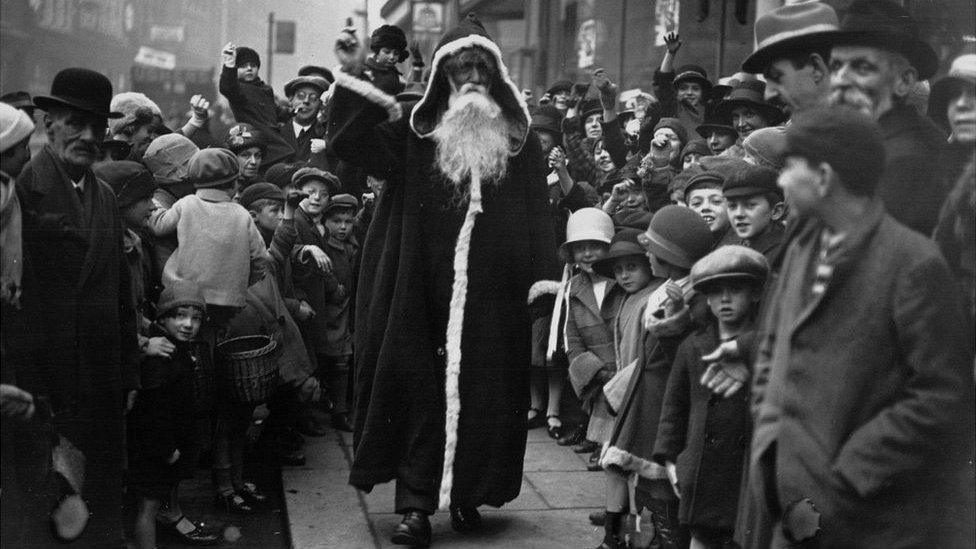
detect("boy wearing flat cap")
[722,164,785,262]
[740,106,974,548]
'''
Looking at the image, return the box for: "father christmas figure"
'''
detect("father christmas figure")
[329,14,559,546]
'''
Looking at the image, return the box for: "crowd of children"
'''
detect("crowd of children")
[1,1,975,547]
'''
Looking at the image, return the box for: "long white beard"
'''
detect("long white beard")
[431,89,511,196]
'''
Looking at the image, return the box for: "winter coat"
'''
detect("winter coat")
[218,65,295,167]
[291,207,342,355]
[877,103,948,236]
[322,236,359,358]
[328,29,558,508]
[565,273,625,406]
[742,200,975,548]
[364,57,404,96]
[932,145,975,336]
[653,324,750,529]
[739,221,785,264]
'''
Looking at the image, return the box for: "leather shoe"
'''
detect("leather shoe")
[573,439,599,454]
[158,515,220,545]
[391,510,431,546]
[587,450,603,471]
[557,424,585,447]
[449,504,482,533]
[546,415,565,440]
[331,412,353,432]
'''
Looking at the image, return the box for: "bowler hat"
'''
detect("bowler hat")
[592,229,648,278]
[742,1,839,74]
[715,81,786,126]
[186,148,241,189]
[928,54,976,131]
[825,0,938,80]
[691,244,769,293]
[284,75,330,97]
[637,205,712,269]
[34,68,123,119]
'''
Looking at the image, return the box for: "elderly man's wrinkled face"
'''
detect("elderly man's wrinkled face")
[948,86,976,143]
[46,107,106,173]
[829,46,915,120]
[444,48,499,96]
[290,85,322,124]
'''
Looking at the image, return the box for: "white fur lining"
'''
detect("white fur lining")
[527,279,563,305]
[332,70,403,122]
[600,445,668,480]
[409,33,531,154]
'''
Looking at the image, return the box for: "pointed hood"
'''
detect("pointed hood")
[409,13,531,155]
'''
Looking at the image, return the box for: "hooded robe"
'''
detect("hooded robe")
[328,17,558,509]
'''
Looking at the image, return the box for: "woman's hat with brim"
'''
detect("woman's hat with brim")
[531,105,564,140]
[822,0,938,80]
[742,1,839,74]
[578,98,604,121]
[637,205,712,269]
[673,64,712,94]
[34,68,123,119]
[546,80,575,96]
[558,207,614,263]
[691,244,769,293]
[928,54,976,130]
[714,80,787,126]
[592,228,648,278]
[224,123,266,155]
[284,75,330,97]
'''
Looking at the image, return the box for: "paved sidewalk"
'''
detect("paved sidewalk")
[284,427,606,548]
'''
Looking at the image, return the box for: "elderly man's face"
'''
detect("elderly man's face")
[829,45,914,120]
[46,108,106,172]
[290,85,322,124]
[443,48,498,95]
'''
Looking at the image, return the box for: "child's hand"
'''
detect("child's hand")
[592,68,618,109]
[189,95,210,126]
[664,32,681,55]
[126,390,138,415]
[548,146,567,171]
[664,282,685,313]
[304,245,333,272]
[700,360,749,397]
[649,136,673,167]
[286,190,308,209]
[221,42,237,68]
[144,336,176,358]
[167,448,181,465]
[665,461,680,498]
[335,28,363,73]
[309,138,326,154]
[295,300,315,322]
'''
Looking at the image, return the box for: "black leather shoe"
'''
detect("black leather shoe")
[573,439,600,454]
[557,424,585,447]
[158,516,220,545]
[330,412,353,432]
[587,450,603,471]
[546,415,565,440]
[449,504,482,533]
[391,510,431,546]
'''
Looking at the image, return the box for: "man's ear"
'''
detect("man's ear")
[817,162,835,198]
[892,66,918,99]
[249,210,258,220]
[809,53,829,84]
[770,200,786,221]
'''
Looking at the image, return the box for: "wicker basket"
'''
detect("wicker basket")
[216,334,279,404]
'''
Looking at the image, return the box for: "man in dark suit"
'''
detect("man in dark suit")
[10,68,138,548]
[282,75,332,170]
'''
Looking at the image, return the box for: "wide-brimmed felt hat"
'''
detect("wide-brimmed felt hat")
[284,75,330,97]
[742,1,839,74]
[673,64,712,94]
[691,244,769,293]
[715,80,786,126]
[34,68,123,119]
[823,0,938,80]
[592,228,648,278]
[929,54,976,131]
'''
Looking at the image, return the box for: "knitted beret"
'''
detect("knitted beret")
[156,280,207,320]
[0,102,34,153]
[186,148,240,189]
[785,106,885,196]
[108,92,162,136]
[638,205,712,269]
[238,182,283,210]
[742,126,789,171]
[691,244,769,293]
[722,164,782,200]
[93,160,157,209]
[143,134,199,185]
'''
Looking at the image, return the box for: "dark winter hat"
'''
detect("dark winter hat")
[691,244,769,293]
[699,155,751,177]
[592,228,648,278]
[531,105,564,140]
[186,148,241,189]
[637,205,712,269]
[742,126,789,171]
[695,114,736,139]
[680,139,712,161]
[323,193,360,216]
[684,171,726,200]
[825,0,938,80]
[93,160,157,209]
[264,161,308,189]
[546,80,574,96]
[434,12,490,53]
[715,80,786,126]
[742,1,839,74]
[156,280,206,320]
[0,91,36,115]
[370,25,409,62]
[143,133,199,185]
[238,182,283,210]
[784,105,885,196]
[298,65,335,84]
[224,123,266,155]
[722,164,782,200]
[670,165,702,199]
[672,64,712,94]
[578,98,604,121]
[653,118,689,147]
[284,75,330,97]
[34,68,122,119]
[292,166,340,195]
[235,46,261,68]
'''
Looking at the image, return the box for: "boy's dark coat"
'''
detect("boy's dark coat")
[219,65,295,167]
